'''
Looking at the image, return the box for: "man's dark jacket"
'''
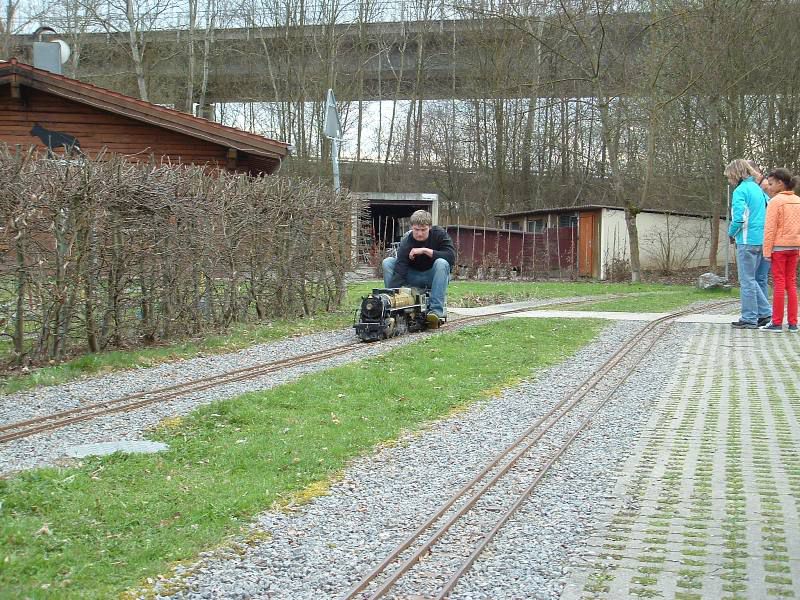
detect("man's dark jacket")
[387,226,456,288]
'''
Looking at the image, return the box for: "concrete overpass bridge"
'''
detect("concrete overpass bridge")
[8,16,645,106]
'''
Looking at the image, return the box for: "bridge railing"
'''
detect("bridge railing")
[16,0,473,34]
[14,0,633,35]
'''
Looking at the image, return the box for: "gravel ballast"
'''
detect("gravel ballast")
[0,294,644,477]
[0,301,708,599]
[134,319,695,600]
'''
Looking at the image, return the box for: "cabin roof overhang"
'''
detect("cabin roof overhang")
[0,58,289,173]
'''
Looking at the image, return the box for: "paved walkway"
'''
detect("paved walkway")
[560,323,800,599]
[449,306,737,324]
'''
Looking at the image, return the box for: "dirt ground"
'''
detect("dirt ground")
[642,266,734,286]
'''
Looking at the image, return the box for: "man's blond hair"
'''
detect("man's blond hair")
[410,210,433,226]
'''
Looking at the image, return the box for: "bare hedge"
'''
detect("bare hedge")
[0,148,357,363]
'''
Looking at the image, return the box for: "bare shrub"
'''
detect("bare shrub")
[605,256,632,282]
[0,147,359,364]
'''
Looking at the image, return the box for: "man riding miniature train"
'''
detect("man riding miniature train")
[382,210,456,328]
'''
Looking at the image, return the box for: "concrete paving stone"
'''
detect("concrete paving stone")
[561,322,800,599]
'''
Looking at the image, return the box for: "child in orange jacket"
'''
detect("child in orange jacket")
[762,168,800,332]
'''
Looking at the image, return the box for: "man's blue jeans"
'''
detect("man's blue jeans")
[382,257,450,317]
[736,244,771,324]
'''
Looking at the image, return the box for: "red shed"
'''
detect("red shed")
[0,58,288,174]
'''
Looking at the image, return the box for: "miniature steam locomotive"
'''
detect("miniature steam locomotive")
[354,287,437,342]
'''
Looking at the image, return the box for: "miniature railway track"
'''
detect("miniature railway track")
[0,297,734,446]
[0,342,362,444]
[342,300,737,600]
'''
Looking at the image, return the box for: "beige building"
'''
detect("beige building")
[498,205,730,279]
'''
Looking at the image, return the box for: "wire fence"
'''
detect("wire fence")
[448,223,579,279]
[359,215,580,280]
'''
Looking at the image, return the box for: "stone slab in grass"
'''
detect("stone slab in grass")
[65,440,169,458]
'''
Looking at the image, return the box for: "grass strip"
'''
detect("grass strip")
[433,280,692,307]
[1,281,700,396]
[0,313,348,396]
[0,317,604,599]
[572,287,733,313]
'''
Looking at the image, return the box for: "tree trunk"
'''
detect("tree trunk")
[707,97,725,272]
[84,220,99,353]
[126,0,148,101]
[13,217,26,359]
[185,0,197,112]
[598,93,641,281]
[0,1,19,60]
[624,207,642,282]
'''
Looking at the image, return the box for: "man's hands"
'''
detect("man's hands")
[409,247,433,260]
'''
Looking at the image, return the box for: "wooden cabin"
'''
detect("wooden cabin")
[0,58,288,174]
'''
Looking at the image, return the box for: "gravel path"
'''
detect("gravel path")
[0,328,433,476]
[0,298,717,599]
[0,294,633,477]
[135,319,697,600]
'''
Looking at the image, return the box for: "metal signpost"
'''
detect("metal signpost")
[322,89,342,192]
[322,89,357,266]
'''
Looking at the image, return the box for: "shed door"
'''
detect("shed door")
[578,212,599,277]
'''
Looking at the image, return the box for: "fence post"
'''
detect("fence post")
[546,223,551,278]
[556,222,563,279]
[506,228,511,276]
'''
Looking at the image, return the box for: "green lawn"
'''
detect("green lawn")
[346,279,704,307]
[1,317,603,599]
[0,280,726,395]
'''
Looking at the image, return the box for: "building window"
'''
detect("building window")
[508,221,522,231]
[527,218,545,233]
[559,214,578,228]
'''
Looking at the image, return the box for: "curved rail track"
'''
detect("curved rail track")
[0,343,362,444]
[0,297,734,447]
[341,300,737,599]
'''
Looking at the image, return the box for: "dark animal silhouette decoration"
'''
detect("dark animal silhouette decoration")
[30,123,82,157]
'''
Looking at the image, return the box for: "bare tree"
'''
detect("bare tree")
[75,0,176,101]
[667,0,774,272]
[0,0,46,60]
[0,0,20,59]
[18,0,800,278]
